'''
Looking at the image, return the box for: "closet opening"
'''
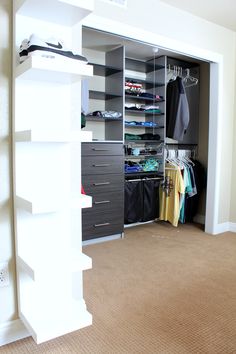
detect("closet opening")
[81,25,218,243]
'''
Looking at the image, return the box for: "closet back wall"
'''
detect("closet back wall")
[84,0,236,226]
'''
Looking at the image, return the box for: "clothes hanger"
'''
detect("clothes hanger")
[183,69,198,88]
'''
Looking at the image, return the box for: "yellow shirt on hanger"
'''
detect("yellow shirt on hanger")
[159,166,185,227]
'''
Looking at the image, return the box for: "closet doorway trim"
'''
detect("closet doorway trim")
[83,14,223,234]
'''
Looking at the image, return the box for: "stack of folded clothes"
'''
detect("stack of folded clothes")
[125,121,158,127]
[87,110,122,119]
[125,81,144,95]
[124,161,143,173]
[124,85,164,101]
[125,133,161,141]
[125,103,162,114]
[124,158,160,173]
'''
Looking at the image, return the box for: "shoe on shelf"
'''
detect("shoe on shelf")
[19,34,88,64]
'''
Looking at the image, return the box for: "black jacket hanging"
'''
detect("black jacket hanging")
[166,76,190,141]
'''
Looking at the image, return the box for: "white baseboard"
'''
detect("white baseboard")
[213,222,230,234]
[82,233,122,246]
[0,319,29,346]
[229,223,236,233]
[193,214,205,225]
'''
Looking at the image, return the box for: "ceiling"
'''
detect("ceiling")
[159,0,236,32]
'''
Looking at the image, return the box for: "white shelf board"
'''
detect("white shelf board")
[76,195,92,209]
[15,56,93,84]
[16,194,92,214]
[15,130,93,143]
[15,130,70,143]
[17,251,92,281]
[16,195,63,214]
[20,303,92,344]
[15,0,94,26]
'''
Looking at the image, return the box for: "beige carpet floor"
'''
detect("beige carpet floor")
[2,222,236,354]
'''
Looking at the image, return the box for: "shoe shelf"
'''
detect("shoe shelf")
[15,130,93,143]
[15,56,93,84]
[15,0,94,26]
[16,194,92,214]
[17,250,92,282]
[20,300,92,344]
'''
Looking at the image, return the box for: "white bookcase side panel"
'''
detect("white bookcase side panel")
[15,144,70,203]
[15,80,71,133]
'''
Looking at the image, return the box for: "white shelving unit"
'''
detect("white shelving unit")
[13,0,94,344]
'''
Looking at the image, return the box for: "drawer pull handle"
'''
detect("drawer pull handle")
[94,222,110,227]
[93,182,110,186]
[93,164,110,167]
[92,148,109,151]
[94,200,110,205]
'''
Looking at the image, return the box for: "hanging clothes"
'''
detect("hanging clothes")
[81,79,89,128]
[159,166,185,227]
[166,76,190,141]
[184,160,206,222]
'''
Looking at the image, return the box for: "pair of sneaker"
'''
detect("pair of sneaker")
[19,34,88,64]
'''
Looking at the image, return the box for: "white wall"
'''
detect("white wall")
[86,0,236,224]
[1,0,236,344]
[230,41,236,222]
[0,0,17,324]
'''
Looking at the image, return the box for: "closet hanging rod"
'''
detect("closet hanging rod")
[125,177,162,182]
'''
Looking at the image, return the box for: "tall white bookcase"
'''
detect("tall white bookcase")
[13,0,94,344]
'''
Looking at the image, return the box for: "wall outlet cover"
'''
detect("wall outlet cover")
[0,262,10,287]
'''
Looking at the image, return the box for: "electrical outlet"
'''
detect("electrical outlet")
[0,262,10,287]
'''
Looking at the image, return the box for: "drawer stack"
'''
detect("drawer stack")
[82,142,124,241]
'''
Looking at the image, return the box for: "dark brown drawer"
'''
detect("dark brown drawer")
[82,143,123,156]
[82,155,123,175]
[82,174,124,195]
[82,211,124,241]
[83,191,124,215]
[82,222,123,241]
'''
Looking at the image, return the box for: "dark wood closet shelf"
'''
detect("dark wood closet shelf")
[89,62,122,76]
[125,109,164,115]
[125,140,164,143]
[86,116,123,122]
[125,125,164,129]
[125,94,165,102]
[125,58,165,73]
[125,76,165,88]
[89,90,122,100]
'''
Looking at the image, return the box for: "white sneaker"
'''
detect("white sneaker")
[19,34,88,64]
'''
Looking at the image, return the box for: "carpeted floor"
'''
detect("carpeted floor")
[2,222,236,353]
